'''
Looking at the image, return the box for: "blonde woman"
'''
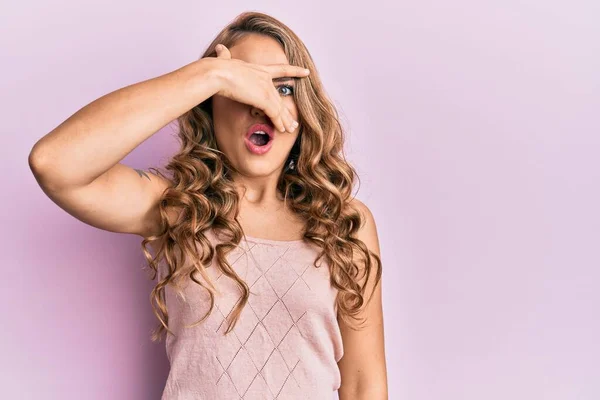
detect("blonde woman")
[29,11,388,400]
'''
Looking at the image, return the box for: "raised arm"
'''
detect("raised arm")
[28,58,223,238]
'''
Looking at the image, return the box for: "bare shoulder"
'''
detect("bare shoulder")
[348,198,381,257]
[338,197,388,397]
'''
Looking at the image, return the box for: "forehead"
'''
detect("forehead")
[229,34,289,66]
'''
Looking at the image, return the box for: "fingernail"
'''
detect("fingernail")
[304,69,310,74]
[291,121,299,130]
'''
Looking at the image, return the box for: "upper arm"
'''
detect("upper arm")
[31,161,174,238]
[337,199,388,399]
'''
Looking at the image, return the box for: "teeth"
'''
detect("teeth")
[253,130,267,135]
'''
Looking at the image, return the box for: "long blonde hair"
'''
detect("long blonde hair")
[141,11,382,343]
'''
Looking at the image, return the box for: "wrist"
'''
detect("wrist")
[177,58,226,99]
[191,57,228,96]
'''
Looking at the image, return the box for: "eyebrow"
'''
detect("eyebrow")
[272,77,297,83]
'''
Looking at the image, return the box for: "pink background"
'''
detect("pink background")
[2,2,599,399]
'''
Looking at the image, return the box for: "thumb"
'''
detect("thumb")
[215,44,231,59]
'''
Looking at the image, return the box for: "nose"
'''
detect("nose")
[250,106,266,118]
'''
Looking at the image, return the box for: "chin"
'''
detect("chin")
[235,159,281,177]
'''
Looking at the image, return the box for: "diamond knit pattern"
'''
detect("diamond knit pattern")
[160,232,344,400]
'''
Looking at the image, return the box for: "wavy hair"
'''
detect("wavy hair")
[141,11,382,343]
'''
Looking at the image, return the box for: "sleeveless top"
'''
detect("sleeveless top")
[159,229,345,400]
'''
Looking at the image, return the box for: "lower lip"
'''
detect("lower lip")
[244,136,273,155]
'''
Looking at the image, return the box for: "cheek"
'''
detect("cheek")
[212,97,246,136]
[212,95,233,121]
[213,95,248,117]
[280,132,300,152]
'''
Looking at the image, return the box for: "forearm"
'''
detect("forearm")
[29,58,221,189]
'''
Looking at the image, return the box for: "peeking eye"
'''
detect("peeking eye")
[277,84,294,97]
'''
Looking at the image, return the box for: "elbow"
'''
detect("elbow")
[28,141,64,192]
[29,142,51,182]
[28,143,46,180]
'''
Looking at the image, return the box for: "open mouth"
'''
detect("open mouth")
[245,123,275,155]
[248,131,271,146]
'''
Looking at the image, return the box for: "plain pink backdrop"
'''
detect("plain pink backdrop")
[2,1,599,399]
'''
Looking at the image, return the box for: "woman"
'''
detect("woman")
[29,11,388,400]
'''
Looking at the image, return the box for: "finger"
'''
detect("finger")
[282,106,298,133]
[215,44,231,59]
[273,110,286,133]
[215,44,230,58]
[280,104,293,133]
[275,103,288,133]
[285,107,299,133]
[264,64,310,79]
[263,92,286,133]
[282,103,299,133]
[264,85,297,133]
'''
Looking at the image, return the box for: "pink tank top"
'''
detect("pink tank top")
[159,229,344,399]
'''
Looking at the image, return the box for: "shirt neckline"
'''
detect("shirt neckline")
[243,234,307,246]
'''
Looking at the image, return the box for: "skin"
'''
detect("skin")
[337,200,388,399]
[216,34,388,399]
[211,34,306,240]
[29,30,388,399]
